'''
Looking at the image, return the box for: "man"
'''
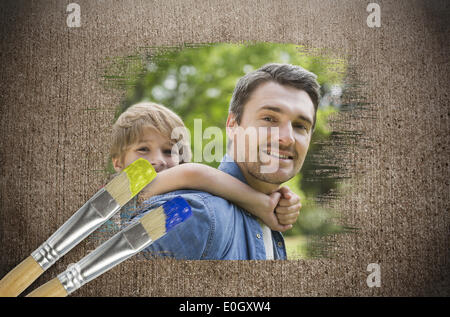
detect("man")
[139,63,320,260]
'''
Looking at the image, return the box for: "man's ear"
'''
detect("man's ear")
[112,157,123,172]
[226,112,238,155]
[226,112,237,138]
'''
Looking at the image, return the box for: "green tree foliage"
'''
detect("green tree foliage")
[105,43,350,257]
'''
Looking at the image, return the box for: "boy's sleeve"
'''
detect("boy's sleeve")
[136,193,217,260]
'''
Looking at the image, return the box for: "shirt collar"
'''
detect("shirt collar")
[218,154,248,185]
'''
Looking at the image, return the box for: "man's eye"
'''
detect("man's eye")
[262,116,274,122]
[293,124,306,130]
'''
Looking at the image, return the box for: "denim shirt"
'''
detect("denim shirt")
[133,155,287,260]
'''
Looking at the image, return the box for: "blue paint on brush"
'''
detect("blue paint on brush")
[162,196,192,232]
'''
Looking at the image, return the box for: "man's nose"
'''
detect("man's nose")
[278,122,295,146]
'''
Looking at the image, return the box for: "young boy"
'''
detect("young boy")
[110,102,301,234]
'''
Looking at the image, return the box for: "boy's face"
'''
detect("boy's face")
[113,127,179,173]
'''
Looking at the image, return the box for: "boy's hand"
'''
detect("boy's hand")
[258,191,291,232]
[248,186,301,233]
[274,186,301,228]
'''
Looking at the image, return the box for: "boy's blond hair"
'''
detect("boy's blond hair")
[110,102,192,164]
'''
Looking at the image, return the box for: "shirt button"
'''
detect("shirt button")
[277,242,283,247]
[256,233,261,239]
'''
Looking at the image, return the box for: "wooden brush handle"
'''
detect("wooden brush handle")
[26,277,68,297]
[0,255,44,297]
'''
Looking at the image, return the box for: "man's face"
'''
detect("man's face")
[228,81,315,185]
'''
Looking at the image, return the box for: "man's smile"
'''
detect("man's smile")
[259,147,297,167]
[265,150,294,160]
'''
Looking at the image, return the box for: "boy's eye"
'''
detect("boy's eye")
[137,147,150,152]
[163,149,172,155]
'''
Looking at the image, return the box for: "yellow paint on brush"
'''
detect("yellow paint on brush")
[124,158,157,196]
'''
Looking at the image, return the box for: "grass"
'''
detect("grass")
[284,234,309,260]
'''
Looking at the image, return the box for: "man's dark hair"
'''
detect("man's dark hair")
[229,63,321,129]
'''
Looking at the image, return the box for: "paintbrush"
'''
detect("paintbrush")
[0,158,157,297]
[26,196,191,297]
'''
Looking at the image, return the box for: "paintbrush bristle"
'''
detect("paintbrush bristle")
[139,197,192,241]
[104,172,131,207]
[105,158,156,206]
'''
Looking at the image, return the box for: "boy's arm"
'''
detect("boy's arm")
[139,163,291,232]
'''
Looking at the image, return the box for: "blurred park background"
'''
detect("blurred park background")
[104,43,352,259]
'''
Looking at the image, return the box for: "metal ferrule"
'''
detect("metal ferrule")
[31,188,121,271]
[57,220,152,295]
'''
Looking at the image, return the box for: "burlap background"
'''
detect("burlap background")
[0,0,448,296]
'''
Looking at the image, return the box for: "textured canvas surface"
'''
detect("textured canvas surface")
[0,0,448,296]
